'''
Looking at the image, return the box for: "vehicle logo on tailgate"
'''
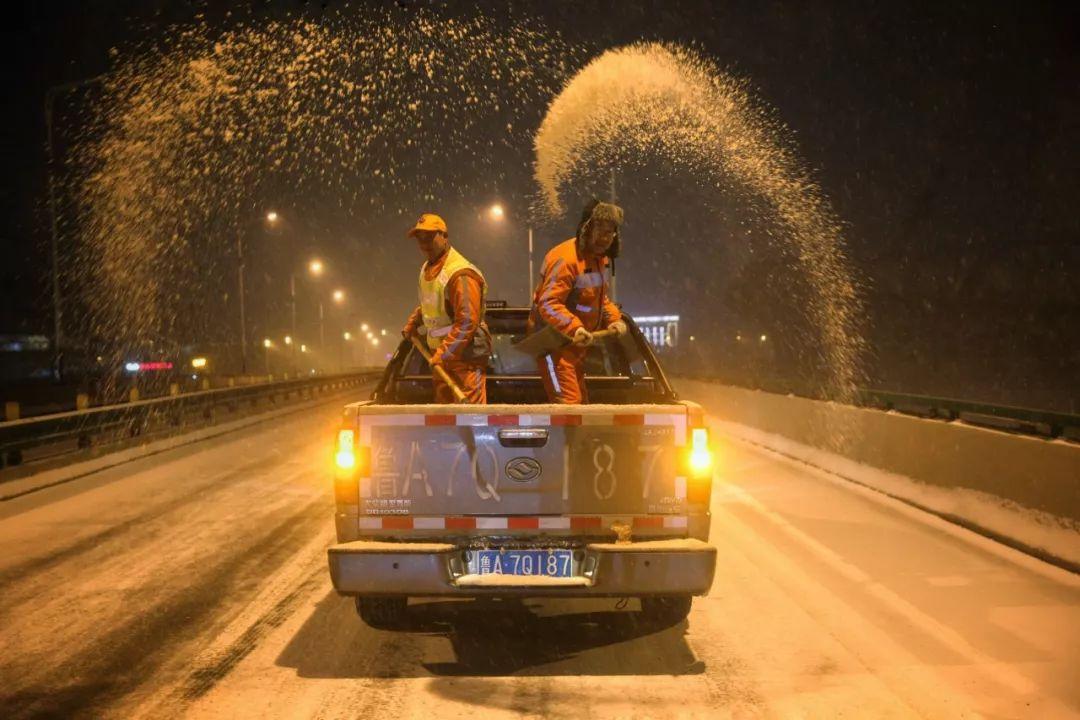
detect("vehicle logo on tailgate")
[505,457,542,482]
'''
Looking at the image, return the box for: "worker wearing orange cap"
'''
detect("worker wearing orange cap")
[401,213,491,404]
[528,200,629,404]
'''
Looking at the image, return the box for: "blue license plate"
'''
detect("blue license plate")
[476,549,573,577]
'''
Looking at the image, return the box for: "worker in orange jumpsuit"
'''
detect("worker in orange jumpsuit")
[528,200,629,404]
[401,213,491,404]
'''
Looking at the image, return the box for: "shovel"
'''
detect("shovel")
[409,335,468,403]
[512,325,618,357]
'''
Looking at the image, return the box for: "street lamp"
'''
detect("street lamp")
[300,344,308,353]
[380,329,387,336]
[333,289,345,304]
[343,331,351,341]
[45,73,107,367]
[487,203,532,303]
[284,335,292,345]
[305,260,327,351]
[263,338,272,348]
[360,323,369,333]
[266,211,279,224]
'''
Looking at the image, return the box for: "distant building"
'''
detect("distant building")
[632,315,679,353]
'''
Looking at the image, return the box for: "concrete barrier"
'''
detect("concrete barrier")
[678,379,1080,524]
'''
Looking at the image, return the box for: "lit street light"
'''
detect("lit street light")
[300,344,308,353]
[263,338,272,348]
[284,335,292,345]
[266,211,279,224]
[487,203,532,303]
[343,332,351,341]
[371,338,380,346]
[360,322,369,332]
[380,329,387,336]
[760,334,768,343]
[309,258,324,277]
[333,289,345,304]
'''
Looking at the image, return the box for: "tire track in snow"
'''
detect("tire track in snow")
[0,496,329,719]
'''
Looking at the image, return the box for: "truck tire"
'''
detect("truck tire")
[640,595,692,625]
[355,597,407,628]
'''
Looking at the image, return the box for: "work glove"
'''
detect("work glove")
[609,320,628,336]
[572,327,594,347]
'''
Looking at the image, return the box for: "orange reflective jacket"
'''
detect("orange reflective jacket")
[529,238,621,336]
[402,249,487,366]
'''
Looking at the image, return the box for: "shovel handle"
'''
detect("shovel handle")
[592,328,618,341]
[409,336,468,403]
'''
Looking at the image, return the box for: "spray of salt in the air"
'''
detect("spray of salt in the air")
[68,12,574,372]
[534,43,865,412]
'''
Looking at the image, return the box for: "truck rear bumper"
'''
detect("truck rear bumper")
[327,538,716,597]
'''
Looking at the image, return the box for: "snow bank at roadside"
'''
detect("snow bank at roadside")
[713,417,1080,570]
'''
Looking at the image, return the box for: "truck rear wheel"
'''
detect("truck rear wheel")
[355,597,407,629]
[640,595,693,625]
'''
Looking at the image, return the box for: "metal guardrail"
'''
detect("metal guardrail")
[679,375,1080,442]
[854,389,1080,441]
[0,371,381,473]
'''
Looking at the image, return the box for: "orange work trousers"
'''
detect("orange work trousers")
[537,348,588,404]
[433,358,487,404]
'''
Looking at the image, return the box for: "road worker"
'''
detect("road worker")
[401,213,491,404]
[528,199,628,404]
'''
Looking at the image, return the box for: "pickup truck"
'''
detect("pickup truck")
[327,306,716,628]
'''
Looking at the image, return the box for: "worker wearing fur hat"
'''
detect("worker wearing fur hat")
[527,199,629,404]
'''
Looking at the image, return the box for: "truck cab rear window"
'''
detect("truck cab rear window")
[380,309,675,405]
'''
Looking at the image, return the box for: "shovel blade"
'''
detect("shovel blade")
[511,325,571,357]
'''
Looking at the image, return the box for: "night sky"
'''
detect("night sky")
[4,0,1078,411]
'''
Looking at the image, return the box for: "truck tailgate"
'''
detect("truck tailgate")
[343,403,705,529]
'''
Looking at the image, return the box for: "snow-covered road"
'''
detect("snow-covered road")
[1,389,1077,719]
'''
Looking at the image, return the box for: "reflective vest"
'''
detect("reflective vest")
[418,247,487,352]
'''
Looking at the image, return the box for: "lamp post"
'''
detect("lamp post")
[489,203,532,302]
[237,233,247,373]
[306,258,326,356]
[44,74,106,369]
[331,289,346,371]
[236,210,284,376]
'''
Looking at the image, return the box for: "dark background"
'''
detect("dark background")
[3,0,1077,411]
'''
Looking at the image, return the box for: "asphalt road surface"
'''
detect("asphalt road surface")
[1,387,1077,719]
